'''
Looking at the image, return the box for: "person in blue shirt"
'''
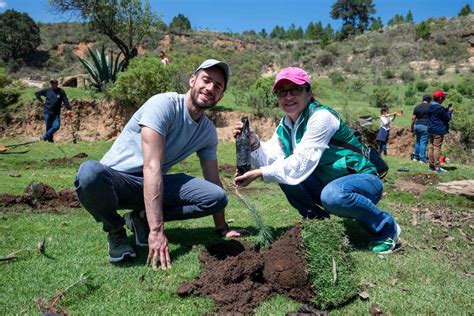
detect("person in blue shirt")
[35,79,72,142]
[427,90,453,173]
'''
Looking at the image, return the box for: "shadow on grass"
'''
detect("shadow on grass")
[115,225,294,268]
[341,219,371,251]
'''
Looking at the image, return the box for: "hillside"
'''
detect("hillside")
[11,14,474,89]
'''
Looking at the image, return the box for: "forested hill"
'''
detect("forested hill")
[7,14,474,90]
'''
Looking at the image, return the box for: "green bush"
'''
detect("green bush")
[450,102,474,146]
[0,68,20,108]
[328,72,345,85]
[243,76,278,119]
[302,220,357,309]
[415,81,428,92]
[383,69,395,79]
[111,56,188,108]
[446,90,463,104]
[400,70,415,82]
[371,86,393,108]
[457,79,474,98]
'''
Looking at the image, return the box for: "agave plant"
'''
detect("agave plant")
[78,46,124,91]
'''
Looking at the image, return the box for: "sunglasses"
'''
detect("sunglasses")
[274,85,309,98]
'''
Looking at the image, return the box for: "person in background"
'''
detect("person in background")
[160,50,170,65]
[35,79,72,142]
[233,67,400,254]
[410,95,432,163]
[75,59,245,270]
[376,107,399,156]
[427,90,453,173]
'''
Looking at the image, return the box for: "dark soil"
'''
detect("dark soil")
[48,152,88,165]
[0,183,80,210]
[177,225,314,313]
[402,173,440,185]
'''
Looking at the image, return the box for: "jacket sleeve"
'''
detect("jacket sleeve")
[61,89,71,110]
[35,89,45,101]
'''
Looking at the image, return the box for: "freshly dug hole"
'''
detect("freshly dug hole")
[177,220,357,313]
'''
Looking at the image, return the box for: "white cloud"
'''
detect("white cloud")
[0,1,7,9]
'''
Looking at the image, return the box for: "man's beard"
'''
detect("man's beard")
[190,88,218,110]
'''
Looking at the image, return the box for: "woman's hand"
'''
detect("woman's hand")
[234,169,263,187]
[233,121,259,150]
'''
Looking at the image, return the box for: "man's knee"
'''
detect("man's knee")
[75,160,109,191]
[210,187,228,212]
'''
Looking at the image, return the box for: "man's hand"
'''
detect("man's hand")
[146,230,171,270]
[234,169,263,187]
[224,229,250,238]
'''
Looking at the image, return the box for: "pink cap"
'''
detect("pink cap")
[273,67,311,91]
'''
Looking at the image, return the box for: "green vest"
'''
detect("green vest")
[276,102,377,184]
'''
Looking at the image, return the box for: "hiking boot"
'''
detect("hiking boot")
[435,167,447,173]
[107,228,136,263]
[124,211,149,247]
[368,223,401,255]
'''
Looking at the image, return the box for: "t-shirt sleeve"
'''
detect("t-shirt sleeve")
[138,94,175,136]
[197,120,218,161]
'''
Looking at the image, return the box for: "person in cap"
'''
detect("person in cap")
[410,95,432,163]
[233,66,400,254]
[427,90,453,173]
[75,59,245,268]
[34,79,72,142]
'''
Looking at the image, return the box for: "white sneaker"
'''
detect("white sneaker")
[435,167,447,173]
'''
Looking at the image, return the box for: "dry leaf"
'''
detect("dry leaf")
[370,303,384,315]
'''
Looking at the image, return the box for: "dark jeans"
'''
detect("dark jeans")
[43,111,61,142]
[280,172,396,240]
[74,160,228,232]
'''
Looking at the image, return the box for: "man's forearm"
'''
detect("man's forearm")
[143,170,164,232]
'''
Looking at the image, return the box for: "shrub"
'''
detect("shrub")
[415,81,428,92]
[328,72,345,85]
[404,84,416,98]
[370,86,393,108]
[243,76,278,119]
[383,69,395,79]
[316,52,335,67]
[442,82,451,92]
[0,68,20,108]
[400,70,415,82]
[436,67,445,76]
[415,21,431,40]
[457,79,474,98]
[450,102,474,146]
[446,90,463,104]
[111,56,187,108]
[404,95,418,107]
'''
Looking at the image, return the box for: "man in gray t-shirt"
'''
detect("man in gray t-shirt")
[75,59,245,268]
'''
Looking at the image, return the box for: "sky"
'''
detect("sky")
[0,0,471,33]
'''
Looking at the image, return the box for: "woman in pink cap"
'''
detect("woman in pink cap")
[233,67,400,254]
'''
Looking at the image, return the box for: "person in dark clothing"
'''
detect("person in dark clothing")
[410,95,432,163]
[427,90,453,173]
[35,79,72,142]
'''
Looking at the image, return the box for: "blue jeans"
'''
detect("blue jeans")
[43,111,61,142]
[74,160,228,232]
[413,124,429,161]
[280,173,396,240]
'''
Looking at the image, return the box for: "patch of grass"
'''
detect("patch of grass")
[302,219,358,309]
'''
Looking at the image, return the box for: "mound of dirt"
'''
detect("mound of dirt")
[0,183,80,210]
[48,152,88,165]
[177,225,313,313]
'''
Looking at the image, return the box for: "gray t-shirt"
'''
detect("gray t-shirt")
[101,92,218,174]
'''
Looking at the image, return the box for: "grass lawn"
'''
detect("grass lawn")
[0,140,473,314]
